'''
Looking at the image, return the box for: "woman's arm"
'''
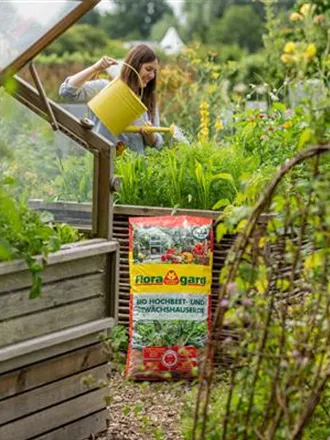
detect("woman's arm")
[67,56,117,88]
[59,56,117,102]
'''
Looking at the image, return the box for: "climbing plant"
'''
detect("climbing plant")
[189,143,330,440]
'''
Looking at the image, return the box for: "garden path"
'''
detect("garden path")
[97,372,190,440]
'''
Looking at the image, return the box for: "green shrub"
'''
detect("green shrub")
[0,178,82,298]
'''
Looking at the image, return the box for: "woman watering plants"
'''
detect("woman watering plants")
[59,44,163,153]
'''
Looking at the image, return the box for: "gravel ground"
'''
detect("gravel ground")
[97,371,193,440]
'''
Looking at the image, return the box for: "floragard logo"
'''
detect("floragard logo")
[135,270,206,287]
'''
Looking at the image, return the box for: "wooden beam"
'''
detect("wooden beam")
[0,388,106,439]
[0,297,106,346]
[0,318,113,364]
[29,62,59,130]
[0,343,106,400]
[0,332,107,375]
[107,249,120,323]
[10,77,113,155]
[95,151,112,239]
[0,364,106,425]
[92,153,100,236]
[0,240,118,276]
[31,410,107,440]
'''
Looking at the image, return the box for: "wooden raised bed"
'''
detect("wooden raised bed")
[0,239,119,439]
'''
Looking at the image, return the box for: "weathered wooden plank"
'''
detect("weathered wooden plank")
[107,247,119,323]
[28,200,93,213]
[0,254,106,294]
[0,364,107,425]
[0,318,113,372]
[0,240,118,276]
[0,272,105,321]
[29,201,222,219]
[0,387,106,439]
[0,343,106,400]
[0,297,106,347]
[33,409,107,440]
[114,204,221,218]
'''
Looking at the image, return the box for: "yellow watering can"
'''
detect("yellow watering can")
[88,62,147,136]
[123,123,176,136]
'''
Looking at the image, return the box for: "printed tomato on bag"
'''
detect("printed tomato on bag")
[126,216,213,380]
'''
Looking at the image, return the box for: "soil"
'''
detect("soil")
[96,370,193,440]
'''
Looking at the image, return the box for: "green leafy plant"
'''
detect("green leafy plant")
[115,142,253,210]
[100,324,129,374]
[0,179,82,298]
[132,320,208,349]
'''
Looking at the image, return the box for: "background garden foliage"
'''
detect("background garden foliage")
[2,0,328,213]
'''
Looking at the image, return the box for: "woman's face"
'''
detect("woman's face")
[139,60,159,88]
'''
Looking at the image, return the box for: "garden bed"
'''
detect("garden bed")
[0,239,119,440]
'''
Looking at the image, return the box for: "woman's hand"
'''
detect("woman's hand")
[93,56,117,74]
[66,56,118,89]
[140,121,157,146]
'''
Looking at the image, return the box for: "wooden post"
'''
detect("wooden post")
[92,152,99,237]
[94,145,116,240]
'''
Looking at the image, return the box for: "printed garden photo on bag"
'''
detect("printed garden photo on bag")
[130,218,213,265]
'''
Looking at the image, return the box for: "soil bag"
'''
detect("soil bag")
[126,216,213,380]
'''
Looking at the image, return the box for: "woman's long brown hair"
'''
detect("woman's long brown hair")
[120,44,158,122]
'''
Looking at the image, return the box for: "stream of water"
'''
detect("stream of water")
[171,125,190,145]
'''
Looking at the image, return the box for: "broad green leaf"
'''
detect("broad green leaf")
[3,76,17,95]
[212,198,230,210]
[29,276,42,299]
[304,251,323,275]
[3,176,17,185]
[255,279,268,294]
[216,223,227,242]
[272,102,287,112]
[0,240,12,260]
[235,219,248,233]
[297,128,312,149]
[276,279,290,292]
[212,173,235,184]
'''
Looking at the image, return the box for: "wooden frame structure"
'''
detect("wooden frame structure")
[0,2,121,438]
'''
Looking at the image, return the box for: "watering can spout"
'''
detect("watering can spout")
[123,123,175,136]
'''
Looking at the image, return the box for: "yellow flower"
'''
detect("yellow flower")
[290,12,303,21]
[198,99,210,142]
[284,41,296,54]
[206,84,217,95]
[211,72,220,80]
[281,54,293,64]
[215,118,224,132]
[283,121,293,129]
[305,43,317,60]
[300,3,312,16]
[191,58,202,66]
